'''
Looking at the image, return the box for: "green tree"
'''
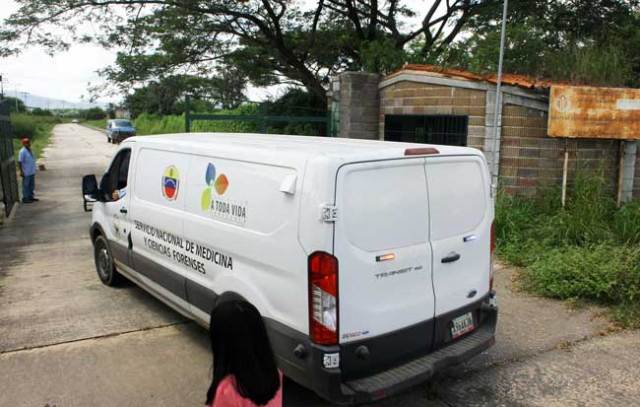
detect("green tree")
[82,107,107,120]
[124,74,245,117]
[106,103,116,119]
[31,108,53,116]
[1,0,496,103]
[263,88,328,136]
[3,96,26,113]
[438,0,640,86]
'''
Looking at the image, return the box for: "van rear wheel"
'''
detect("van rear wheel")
[94,235,124,286]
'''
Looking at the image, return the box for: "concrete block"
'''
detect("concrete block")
[458,107,485,116]
[469,116,485,126]
[467,136,485,149]
[517,168,539,178]
[520,148,541,158]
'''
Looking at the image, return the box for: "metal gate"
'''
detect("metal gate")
[184,96,329,137]
[0,99,18,216]
[384,115,469,146]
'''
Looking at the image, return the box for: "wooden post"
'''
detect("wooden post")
[561,140,569,208]
[617,140,625,208]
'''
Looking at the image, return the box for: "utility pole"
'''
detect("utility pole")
[21,92,28,112]
[491,0,509,185]
[0,74,4,99]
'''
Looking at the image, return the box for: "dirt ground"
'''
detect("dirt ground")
[1,124,638,407]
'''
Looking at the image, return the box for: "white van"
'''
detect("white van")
[82,133,497,404]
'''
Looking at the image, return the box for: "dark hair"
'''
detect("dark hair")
[205,299,280,406]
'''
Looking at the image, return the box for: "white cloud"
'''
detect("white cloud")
[0,1,120,104]
[0,46,119,104]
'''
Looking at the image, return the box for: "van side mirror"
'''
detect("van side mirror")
[82,174,98,212]
[83,174,98,195]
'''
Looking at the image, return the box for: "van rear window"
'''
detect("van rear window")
[340,161,429,252]
[426,158,487,240]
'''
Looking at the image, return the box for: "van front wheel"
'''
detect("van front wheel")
[94,235,123,286]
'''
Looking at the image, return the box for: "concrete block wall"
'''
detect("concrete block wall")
[499,104,620,195]
[333,71,639,199]
[379,82,486,149]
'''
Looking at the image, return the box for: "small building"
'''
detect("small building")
[114,108,131,119]
[328,65,639,200]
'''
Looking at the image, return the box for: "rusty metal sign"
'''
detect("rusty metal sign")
[548,85,640,139]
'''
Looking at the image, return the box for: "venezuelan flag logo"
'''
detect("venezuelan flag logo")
[162,165,180,201]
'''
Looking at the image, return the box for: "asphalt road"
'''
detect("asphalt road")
[1,124,639,407]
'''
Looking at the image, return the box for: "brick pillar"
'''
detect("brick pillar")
[328,72,381,139]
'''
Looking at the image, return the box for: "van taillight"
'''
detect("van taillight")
[308,252,338,345]
[490,222,495,290]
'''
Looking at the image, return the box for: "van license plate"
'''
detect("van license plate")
[451,312,474,339]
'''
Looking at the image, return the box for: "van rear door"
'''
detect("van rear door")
[425,155,492,346]
[333,158,435,376]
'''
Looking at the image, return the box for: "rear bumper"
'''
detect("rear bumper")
[342,302,497,403]
[269,294,498,405]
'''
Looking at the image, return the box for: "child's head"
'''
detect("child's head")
[206,299,280,405]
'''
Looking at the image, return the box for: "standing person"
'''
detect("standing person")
[206,299,282,407]
[18,137,38,203]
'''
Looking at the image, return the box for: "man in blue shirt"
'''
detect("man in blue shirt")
[18,138,38,203]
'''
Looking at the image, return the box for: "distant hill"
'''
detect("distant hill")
[6,91,107,110]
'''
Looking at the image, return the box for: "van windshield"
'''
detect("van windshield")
[113,120,132,127]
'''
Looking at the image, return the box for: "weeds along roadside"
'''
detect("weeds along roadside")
[495,173,640,328]
[121,104,323,137]
[11,114,61,161]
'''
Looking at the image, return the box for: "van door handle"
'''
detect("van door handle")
[120,208,128,214]
[441,252,461,263]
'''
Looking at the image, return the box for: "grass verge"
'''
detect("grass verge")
[133,105,261,136]
[496,173,640,328]
[11,114,60,161]
[83,119,107,129]
[131,104,324,136]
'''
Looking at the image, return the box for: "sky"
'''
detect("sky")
[0,0,442,106]
[0,0,303,105]
[0,1,119,104]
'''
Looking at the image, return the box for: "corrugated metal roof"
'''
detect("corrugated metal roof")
[390,64,556,90]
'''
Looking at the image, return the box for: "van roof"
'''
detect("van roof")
[129,133,483,162]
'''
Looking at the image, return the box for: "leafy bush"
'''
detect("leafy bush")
[11,113,60,139]
[132,103,326,136]
[129,91,327,137]
[613,200,640,245]
[83,119,107,129]
[82,107,107,120]
[10,114,60,160]
[496,173,640,327]
[524,244,640,304]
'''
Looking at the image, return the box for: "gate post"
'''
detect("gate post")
[185,95,191,133]
[0,98,19,217]
[330,72,381,140]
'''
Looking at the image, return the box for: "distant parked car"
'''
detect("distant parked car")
[71,119,79,124]
[106,119,136,144]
